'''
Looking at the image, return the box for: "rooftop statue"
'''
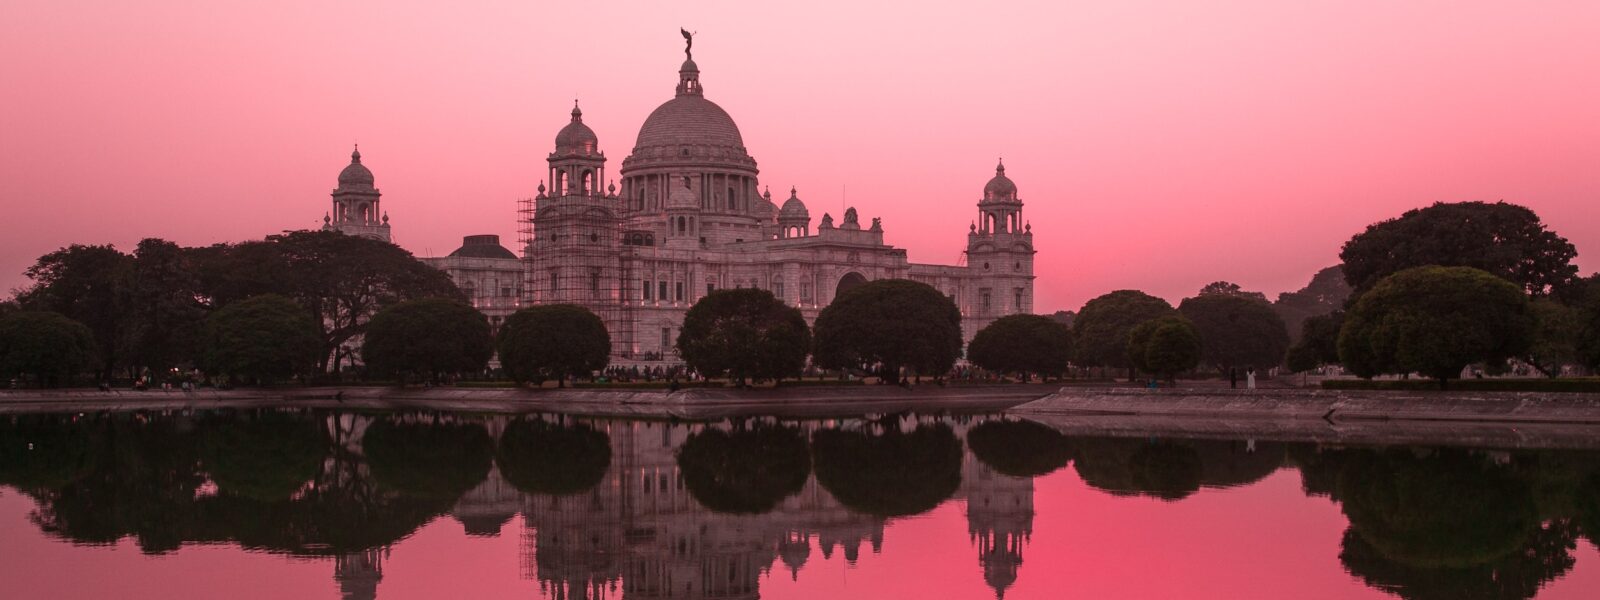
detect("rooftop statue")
[681,28,694,60]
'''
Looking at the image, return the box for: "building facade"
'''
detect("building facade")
[522,46,1036,364]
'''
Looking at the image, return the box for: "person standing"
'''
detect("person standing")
[1246,367,1257,390]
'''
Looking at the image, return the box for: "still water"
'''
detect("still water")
[1,409,1598,599]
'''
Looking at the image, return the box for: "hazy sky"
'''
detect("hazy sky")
[3,1,1597,312]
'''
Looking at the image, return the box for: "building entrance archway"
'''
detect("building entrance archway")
[835,272,868,299]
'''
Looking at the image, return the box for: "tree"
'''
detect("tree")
[677,289,810,384]
[16,244,131,378]
[121,239,208,377]
[1573,275,1600,373]
[676,425,811,514]
[362,298,494,383]
[1286,311,1344,373]
[1273,266,1351,344]
[1339,201,1578,297]
[1048,310,1076,329]
[0,311,98,387]
[1338,266,1534,385]
[1198,281,1269,303]
[495,418,611,495]
[1127,315,1202,381]
[812,279,962,383]
[497,304,610,386]
[201,294,322,385]
[1525,299,1582,378]
[1178,293,1290,374]
[967,314,1072,380]
[1071,290,1176,381]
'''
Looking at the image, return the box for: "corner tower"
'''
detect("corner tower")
[324,146,391,242]
[965,161,1036,331]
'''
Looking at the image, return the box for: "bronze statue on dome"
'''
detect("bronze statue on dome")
[681,28,695,60]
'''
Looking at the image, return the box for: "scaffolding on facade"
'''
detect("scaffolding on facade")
[518,188,638,362]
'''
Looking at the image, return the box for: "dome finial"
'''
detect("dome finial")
[572,99,582,121]
[352,144,361,163]
[996,157,1004,173]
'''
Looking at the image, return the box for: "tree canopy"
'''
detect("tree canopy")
[16,244,131,377]
[1127,315,1202,380]
[1178,293,1290,373]
[1072,290,1176,375]
[967,314,1072,380]
[201,294,322,385]
[1338,266,1534,384]
[121,239,208,376]
[200,411,329,501]
[676,424,812,514]
[677,288,811,383]
[1339,201,1578,297]
[1273,266,1351,344]
[0,311,98,387]
[1197,281,1269,303]
[812,279,962,382]
[362,298,494,383]
[497,304,610,385]
[1286,311,1344,373]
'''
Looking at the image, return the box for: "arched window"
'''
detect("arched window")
[556,171,569,196]
[677,216,686,234]
[581,170,594,195]
[727,186,736,210]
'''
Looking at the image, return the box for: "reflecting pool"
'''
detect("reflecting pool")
[2,409,1599,599]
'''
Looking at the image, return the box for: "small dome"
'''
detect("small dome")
[779,187,809,221]
[666,176,699,209]
[680,59,699,73]
[752,188,776,218]
[338,147,374,188]
[983,160,1016,201]
[555,102,599,153]
[448,235,518,260]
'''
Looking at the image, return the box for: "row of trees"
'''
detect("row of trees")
[1,231,462,386]
[1283,201,1600,385]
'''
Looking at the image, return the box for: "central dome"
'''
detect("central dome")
[634,95,745,151]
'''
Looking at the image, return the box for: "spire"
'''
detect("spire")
[351,145,362,164]
[996,158,1004,174]
[571,100,582,122]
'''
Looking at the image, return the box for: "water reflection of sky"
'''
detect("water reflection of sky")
[2,410,1599,599]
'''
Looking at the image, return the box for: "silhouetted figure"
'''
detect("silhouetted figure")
[1229,367,1238,389]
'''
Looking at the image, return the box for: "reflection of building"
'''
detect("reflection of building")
[961,448,1035,599]
[334,548,387,600]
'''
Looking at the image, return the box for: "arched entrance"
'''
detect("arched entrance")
[835,272,868,299]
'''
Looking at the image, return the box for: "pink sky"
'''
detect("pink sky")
[3,1,1598,312]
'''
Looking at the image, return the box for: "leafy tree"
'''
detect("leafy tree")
[497,304,610,386]
[121,239,208,377]
[1048,310,1076,329]
[362,298,493,383]
[1339,201,1578,297]
[812,422,964,517]
[1178,293,1289,374]
[677,288,810,384]
[0,311,98,387]
[967,314,1072,380]
[16,244,131,378]
[1198,281,1269,303]
[1573,275,1600,372]
[495,418,611,495]
[966,419,1073,478]
[676,425,811,514]
[1072,290,1176,380]
[361,418,493,501]
[812,279,962,383]
[1525,299,1583,378]
[1338,267,1534,385]
[1286,311,1344,373]
[1273,266,1351,344]
[1127,315,1202,381]
[201,294,322,385]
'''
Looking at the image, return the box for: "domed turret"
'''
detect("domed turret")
[982,160,1017,202]
[338,147,375,189]
[777,187,810,238]
[555,101,599,155]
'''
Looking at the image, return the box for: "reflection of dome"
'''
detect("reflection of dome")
[777,533,811,581]
[448,235,518,260]
[338,147,374,188]
[779,187,809,221]
[555,102,598,153]
[456,513,512,537]
[983,161,1016,201]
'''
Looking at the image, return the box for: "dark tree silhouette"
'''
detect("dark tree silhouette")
[1178,293,1290,374]
[201,294,322,385]
[0,311,98,387]
[1127,315,1202,381]
[967,314,1072,380]
[677,288,811,384]
[812,279,963,383]
[361,418,493,502]
[362,298,494,383]
[199,411,329,501]
[497,304,610,386]
[1339,201,1578,297]
[1338,266,1534,384]
[1072,290,1176,381]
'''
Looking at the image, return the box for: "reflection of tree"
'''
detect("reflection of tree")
[1580,472,1600,552]
[0,415,95,491]
[200,411,328,501]
[496,418,611,495]
[1073,437,1201,501]
[1338,449,1539,568]
[1190,440,1284,490]
[966,419,1072,478]
[361,418,492,502]
[812,422,963,517]
[1339,522,1577,600]
[676,424,810,514]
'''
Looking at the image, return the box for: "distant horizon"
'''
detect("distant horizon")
[4,1,1597,312]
